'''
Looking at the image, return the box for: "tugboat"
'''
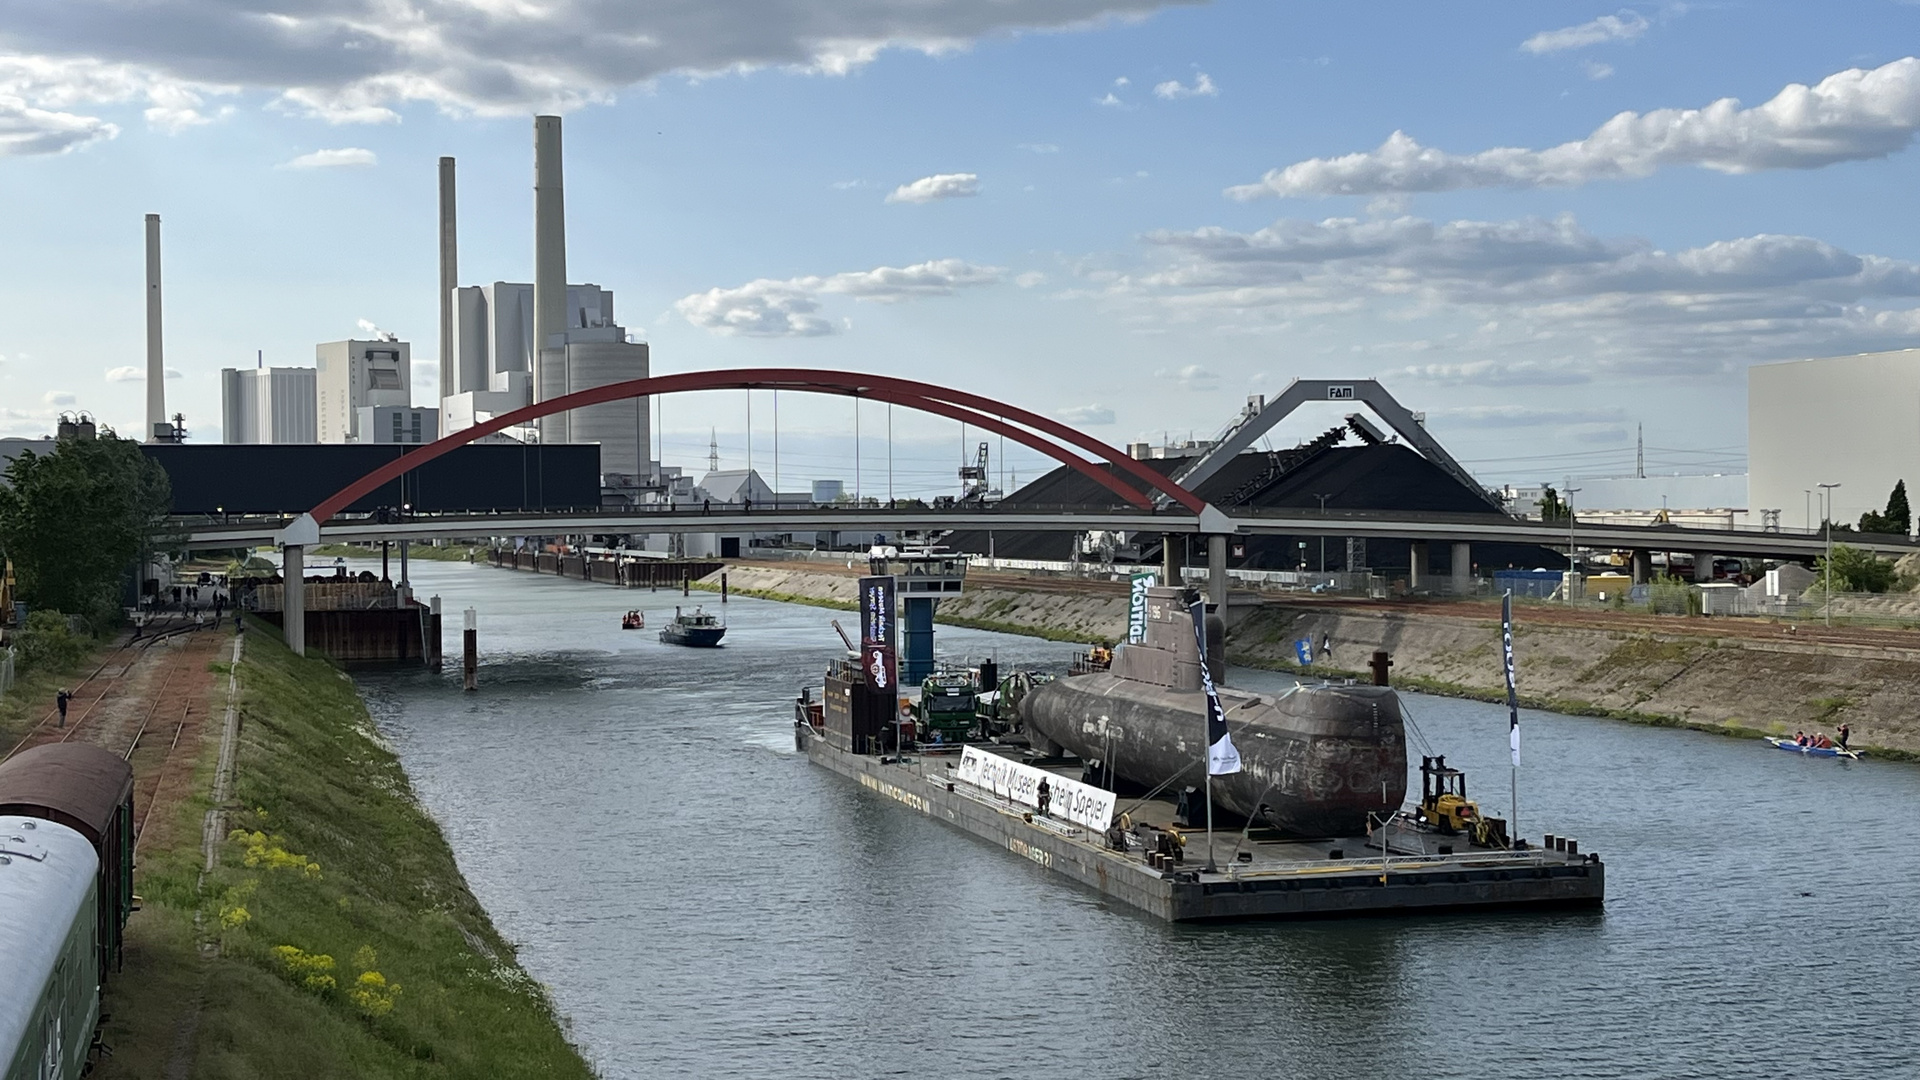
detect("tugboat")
[659,605,726,648]
[621,610,645,630]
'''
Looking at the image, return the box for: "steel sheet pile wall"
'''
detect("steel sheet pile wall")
[146,443,602,515]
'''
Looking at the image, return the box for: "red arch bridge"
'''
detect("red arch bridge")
[169,367,1920,654]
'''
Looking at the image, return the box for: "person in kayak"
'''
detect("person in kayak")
[1813,732,1834,749]
[1793,730,1810,746]
[1837,723,1851,751]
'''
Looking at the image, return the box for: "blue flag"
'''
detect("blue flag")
[1295,639,1313,666]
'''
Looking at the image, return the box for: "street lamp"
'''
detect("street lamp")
[1564,486,1582,602]
[1818,482,1841,627]
[1313,493,1334,573]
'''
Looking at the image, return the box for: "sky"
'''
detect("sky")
[3,1,1919,498]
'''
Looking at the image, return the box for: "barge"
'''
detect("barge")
[793,582,1603,923]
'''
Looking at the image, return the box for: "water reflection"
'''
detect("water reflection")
[359,560,1920,1080]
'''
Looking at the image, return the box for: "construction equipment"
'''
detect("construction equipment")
[1416,755,1510,849]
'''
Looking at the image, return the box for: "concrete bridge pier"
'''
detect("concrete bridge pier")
[1409,540,1429,590]
[1631,549,1652,584]
[1208,534,1228,609]
[1693,551,1714,582]
[1162,533,1179,587]
[283,543,306,656]
[1449,541,1472,596]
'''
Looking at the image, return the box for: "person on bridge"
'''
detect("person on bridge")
[55,688,71,728]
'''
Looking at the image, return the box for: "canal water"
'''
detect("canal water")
[356,560,1920,1080]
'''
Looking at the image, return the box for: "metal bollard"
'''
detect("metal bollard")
[462,608,477,692]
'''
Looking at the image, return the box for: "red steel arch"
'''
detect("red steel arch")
[308,369,1208,525]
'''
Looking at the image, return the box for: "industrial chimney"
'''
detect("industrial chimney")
[144,213,166,442]
[532,115,568,444]
[438,156,457,437]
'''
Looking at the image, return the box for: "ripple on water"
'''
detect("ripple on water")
[356,561,1920,1080]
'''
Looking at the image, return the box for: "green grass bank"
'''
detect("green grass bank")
[104,626,594,1079]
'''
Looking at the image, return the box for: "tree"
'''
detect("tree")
[1857,480,1911,536]
[0,429,173,627]
[1816,543,1897,593]
[1536,485,1570,522]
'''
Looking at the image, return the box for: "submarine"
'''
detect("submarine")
[1017,585,1406,837]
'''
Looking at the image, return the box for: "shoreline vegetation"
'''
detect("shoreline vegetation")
[101,621,595,1078]
[671,561,1919,764]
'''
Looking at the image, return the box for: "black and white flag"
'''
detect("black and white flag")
[1190,600,1241,776]
[1503,590,1520,767]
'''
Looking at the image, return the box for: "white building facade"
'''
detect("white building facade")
[442,280,649,485]
[1749,348,1920,533]
[316,338,411,444]
[220,366,317,444]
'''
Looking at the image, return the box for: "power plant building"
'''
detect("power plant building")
[1748,348,1920,532]
[220,366,317,444]
[316,337,412,444]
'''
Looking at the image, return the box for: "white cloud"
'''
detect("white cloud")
[1433,405,1626,428]
[1520,11,1649,54]
[886,172,980,203]
[1227,57,1920,198]
[43,391,75,406]
[1096,92,1125,108]
[678,258,1003,337]
[0,0,1181,137]
[106,365,183,381]
[0,95,118,155]
[279,147,376,169]
[1015,271,1048,287]
[1120,211,1920,377]
[1018,142,1059,153]
[1583,60,1615,81]
[0,56,232,154]
[1114,77,1130,86]
[1056,403,1116,425]
[1154,363,1219,389]
[1153,72,1217,100]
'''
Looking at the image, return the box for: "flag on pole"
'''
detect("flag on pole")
[1502,590,1520,766]
[1190,600,1241,775]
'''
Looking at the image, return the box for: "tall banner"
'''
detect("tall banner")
[859,575,897,701]
[1127,571,1157,644]
[1189,600,1241,775]
[1502,590,1520,766]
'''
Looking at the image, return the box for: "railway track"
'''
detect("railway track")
[127,664,193,853]
[2,616,200,762]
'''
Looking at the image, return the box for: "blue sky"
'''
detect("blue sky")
[3,1,1918,496]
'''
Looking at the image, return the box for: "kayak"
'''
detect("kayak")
[1764,736,1862,760]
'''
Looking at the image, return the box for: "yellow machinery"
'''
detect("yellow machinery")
[1416,755,1510,849]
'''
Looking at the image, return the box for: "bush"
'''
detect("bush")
[14,609,88,674]
[1817,544,1898,593]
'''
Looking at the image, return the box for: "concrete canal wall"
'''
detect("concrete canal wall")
[707,560,1920,760]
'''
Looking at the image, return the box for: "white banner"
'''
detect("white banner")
[1127,571,1156,644]
[954,746,1116,831]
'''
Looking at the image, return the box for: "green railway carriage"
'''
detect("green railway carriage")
[1,817,101,1080]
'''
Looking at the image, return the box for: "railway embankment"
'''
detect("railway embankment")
[704,560,1920,760]
[695,560,1130,643]
[99,623,594,1078]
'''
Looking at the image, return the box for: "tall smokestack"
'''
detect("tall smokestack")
[532,115,568,444]
[144,213,166,442]
[438,155,458,431]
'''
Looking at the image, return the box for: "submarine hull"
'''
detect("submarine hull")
[1023,676,1407,837]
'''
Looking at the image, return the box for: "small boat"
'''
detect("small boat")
[659,605,726,648]
[621,610,645,630]
[1764,736,1862,760]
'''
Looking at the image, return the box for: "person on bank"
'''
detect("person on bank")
[1036,779,1052,818]
[56,688,71,728]
[1837,723,1851,751]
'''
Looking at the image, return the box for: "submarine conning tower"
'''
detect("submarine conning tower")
[1022,585,1408,837]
